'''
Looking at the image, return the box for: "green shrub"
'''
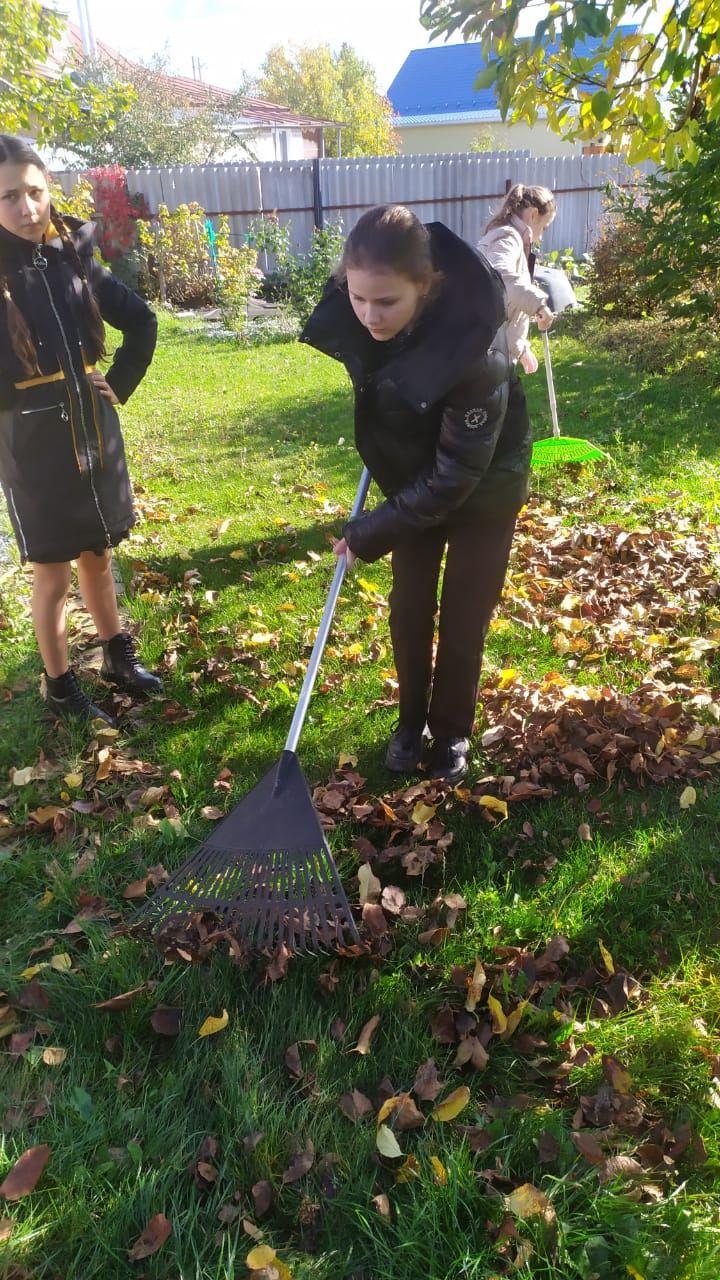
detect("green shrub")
[248,216,344,325]
[137,202,258,312]
[49,176,95,223]
[587,198,658,319]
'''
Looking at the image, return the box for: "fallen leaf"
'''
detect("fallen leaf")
[679,785,696,809]
[432,1085,471,1122]
[251,1180,273,1218]
[475,795,508,821]
[94,984,150,1011]
[506,1183,553,1220]
[41,1046,66,1067]
[200,805,224,821]
[598,939,615,975]
[602,1054,632,1093]
[281,1140,314,1184]
[571,1131,605,1166]
[49,953,72,972]
[150,1007,182,1036]
[376,1125,403,1159]
[465,959,487,1013]
[338,1090,374,1123]
[487,994,508,1035]
[0,1217,13,1241]
[413,1058,443,1102]
[246,1245,278,1270]
[357,862,382,905]
[0,1145,50,1200]
[430,1155,447,1184]
[127,1212,172,1261]
[372,1192,391,1217]
[198,1010,229,1037]
[352,1013,380,1055]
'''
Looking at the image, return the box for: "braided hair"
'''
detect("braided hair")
[0,134,106,376]
[485,183,556,232]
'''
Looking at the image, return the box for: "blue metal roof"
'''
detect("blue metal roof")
[388,32,638,119]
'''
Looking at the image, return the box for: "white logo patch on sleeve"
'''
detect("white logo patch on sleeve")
[464,407,488,430]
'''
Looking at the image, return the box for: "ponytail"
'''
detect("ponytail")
[485,183,556,232]
[51,206,107,363]
[1,276,40,377]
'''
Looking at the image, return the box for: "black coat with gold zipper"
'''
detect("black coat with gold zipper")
[0,217,157,563]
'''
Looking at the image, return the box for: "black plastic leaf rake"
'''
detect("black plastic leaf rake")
[137,469,371,955]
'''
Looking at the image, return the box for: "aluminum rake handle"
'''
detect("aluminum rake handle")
[283,466,371,755]
[543,329,561,439]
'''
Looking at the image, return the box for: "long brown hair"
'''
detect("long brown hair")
[0,134,106,377]
[485,183,556,232]
[337,204,442,292]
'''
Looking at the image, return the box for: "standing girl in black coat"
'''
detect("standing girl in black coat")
[0,135,161,727]
[302,204,531,783]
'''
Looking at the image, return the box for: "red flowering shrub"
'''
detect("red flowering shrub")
[88,165,149,260]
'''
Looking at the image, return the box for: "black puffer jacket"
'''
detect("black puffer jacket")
[0,217,157,563]
[301,222,531,563]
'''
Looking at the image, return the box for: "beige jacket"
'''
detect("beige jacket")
[477,221,548,363]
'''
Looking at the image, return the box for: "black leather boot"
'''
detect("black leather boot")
[100,632,163,696]
[44,669,116,727]
[384,724,425,773]
[424,736,470,784]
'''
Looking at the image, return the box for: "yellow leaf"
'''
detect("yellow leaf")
[412,801,437,825]
[38,890,54,908]
[42,1046,67,1066]
[337,751,358,768]
[63,773,83,789]
[430,1155,447,1184]
[599,939,615,975]
[376,1095,402,1125]
[20,964,46,980]
[396,1154,420,1182]
[487,994,508,1035]
[12,766,35,787]
[432,1085,471,1122]
[465,959,487,1013]
[278,602,295,612]
[476,795,508,821]
[502,999,529,1040]
[626,1267,646,1280]
[506,1182,553,1219]
[198,1009,229,1037]
[376,1124,403,1158]
[229,549,246,559]
[50,953,72,972]
[498,667,521,688]
[246,1245,277,1269]
[679,786,696,809]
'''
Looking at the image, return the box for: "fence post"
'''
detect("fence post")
[312,158,324,230]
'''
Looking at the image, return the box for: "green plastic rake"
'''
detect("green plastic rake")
[531,330,608,469]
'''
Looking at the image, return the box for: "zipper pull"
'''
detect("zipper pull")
[32,245,47,272]
[60,406,68,422]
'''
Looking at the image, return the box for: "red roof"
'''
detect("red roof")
[62,22,342,129]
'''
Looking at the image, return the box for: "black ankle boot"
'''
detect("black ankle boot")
[100,632,163,696]
[44,669,115,727]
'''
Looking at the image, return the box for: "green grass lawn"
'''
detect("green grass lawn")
[1,310,719,1280]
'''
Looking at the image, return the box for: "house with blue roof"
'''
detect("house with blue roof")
[387,39,631,156]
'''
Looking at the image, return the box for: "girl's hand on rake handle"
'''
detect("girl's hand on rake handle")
[535,304,554,332]
[331,537,357,569]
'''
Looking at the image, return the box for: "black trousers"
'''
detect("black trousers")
[389,510,517,740]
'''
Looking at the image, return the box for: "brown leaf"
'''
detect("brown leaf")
[0,1216,14,1241]
[243,1130,264,1154]
[329,1017,346,1042]
[127,1212,172,1260]
[196,1161,218,1185]
[18,981,48,1011]
[598,1155,645,1183]
[94,984,150,1011]
[122,877,150,900]
[150,1006,182,1036]
[381,885,406,915]
[361,902,389,937]
[281,1140,314,1184]
[537,1130,562,1163]
[252,1180,273,1217]
[285,1039,317,1079]
[41,1046,67,1067]
[9,1030,36,1058]
[372,1192,391,1218]
[571,1131,605,1166]
[338,1090,374,1123]
[602,1054,632,1093]
[394,1095,426,1131]
[412,1058,443,1103]
[0,1144,50,1200]
[352,1014,380,1055]
[453,1037,489,1072]
[262,943,292,983]
[429,1003,457,1044]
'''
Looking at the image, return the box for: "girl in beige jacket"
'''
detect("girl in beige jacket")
[477,184,556,374]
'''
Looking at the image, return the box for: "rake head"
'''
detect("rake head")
[531,434,608,469]
[136,752,360,955]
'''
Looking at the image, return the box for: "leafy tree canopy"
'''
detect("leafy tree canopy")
[257,42,399,157]
[0,0,131,145]
[420,0,720,165]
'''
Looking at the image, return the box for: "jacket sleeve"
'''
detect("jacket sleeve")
[342,344,510,563]
[481,228,548,317]
[87,260,158,404]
